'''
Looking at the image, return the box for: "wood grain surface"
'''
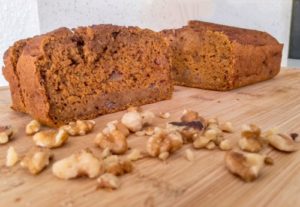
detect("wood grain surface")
[0,69,300,207]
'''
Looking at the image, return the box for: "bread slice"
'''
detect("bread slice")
[162,20,283,90]
[3,25,173,126]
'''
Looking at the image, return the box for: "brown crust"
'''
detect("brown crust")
[2,39,29,112]
[162,20,283,90]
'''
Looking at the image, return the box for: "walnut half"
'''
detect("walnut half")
[225,151,265,182]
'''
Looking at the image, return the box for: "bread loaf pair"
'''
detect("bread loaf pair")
[3,21,283,126]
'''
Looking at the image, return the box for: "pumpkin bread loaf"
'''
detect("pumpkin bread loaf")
[162,20,283,90]
[3,25,173,127]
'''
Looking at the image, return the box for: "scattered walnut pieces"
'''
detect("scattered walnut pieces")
[61,120,95,136]
[6,146,19,167]
[95,130,128,155]
[140,110,155,126]
[0,125,13,144]
[127,149,146,161]
[21,147,53,175]
[52,149,101,179]
[97,173,120,190]
[146,128,183,160]
[225,151,265,182]
[25,120,41,135]
[103,155,133,176]
[167,110,206,143]
[185,149,194,161]
[33,128,69,148]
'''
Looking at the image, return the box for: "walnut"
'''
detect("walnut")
[0,125,13,144]
[25,120,41,135]
[158,152,170,160]
[219,122,234,133]
[225,151,265,182]
[158,112,170,119]
[219,139,233,151]
[241,124,261,139]
[103,155,133,176]
[193,136,210,149]
[121,111,143,132]
[97,173,120,190]
[6,146,19,167]
[52,149,101,179]
[20,147,53,175]
[204,128,223,142]
[238,137,263,153]
[33,128,69,148]
[268,133,298,152]
[127,149,146,161]
[103,120,130,137]
[185,149,194,161]
[206,118,219,129]
[61,120,95,136]
[140,110,155,126]
[95,130,128,154]
[146,128,183,159]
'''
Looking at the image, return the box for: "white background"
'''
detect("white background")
[0,0,296,86]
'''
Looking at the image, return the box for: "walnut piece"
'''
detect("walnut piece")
[206,141,216,150]
[219,139,233,151]
[241,124,261,139]
[268,133,298,152]
[264,156,274,165]
[97,173,120,190]
[101,148,111,159]
[103,120,130,137]
[121,111,143,132]
[95,130,128,155]
[219,122,234,133]
[140,110,155,126]
[0,125,13,144]
[33,128,69,148]
[25,120,41,135]
[193,136,210,149]
[20,147,52,175]
[103,155,133,176]
[52,149,101,179]
[159,112,170,119]
[6,146,19,167]
[146,128,183,159]
[61,120,95,136]
[185,149,194,161]
[225,151,265,182]
[238,137,263,153]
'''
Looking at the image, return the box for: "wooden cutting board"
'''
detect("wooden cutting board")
[0,69,300,207]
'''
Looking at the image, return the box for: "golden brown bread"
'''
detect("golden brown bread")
[3,25,173,127]
[162,20,283,90]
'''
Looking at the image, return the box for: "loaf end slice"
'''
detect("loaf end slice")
[162,20,283,91]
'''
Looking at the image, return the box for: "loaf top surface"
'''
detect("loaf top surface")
[187,20,281,46]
